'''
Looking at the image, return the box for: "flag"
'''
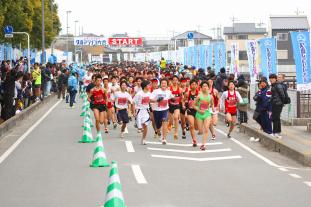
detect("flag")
[259,37,277,79]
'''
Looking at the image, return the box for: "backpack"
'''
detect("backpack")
[282,83,291,104]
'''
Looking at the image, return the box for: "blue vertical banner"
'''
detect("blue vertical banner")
[184,47,188,66]
[200,46,206,70]
[0,44,4,61]
[214,43,227,74]
[193,46,198,68]
[207,45,213,69]
[291,31,311,91]
[196,46,201,68]
[259,37,277,79]
[246,40,258,83]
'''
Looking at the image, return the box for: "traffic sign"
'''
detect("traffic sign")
[4,25,13,34]
[187,32,194,40]
[5,34,13,38]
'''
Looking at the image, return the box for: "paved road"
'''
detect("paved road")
[0,97,310,207]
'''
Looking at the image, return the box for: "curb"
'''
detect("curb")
[0,94,57,141]
[218,113,311,167]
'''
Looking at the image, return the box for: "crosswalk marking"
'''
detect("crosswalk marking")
[147,147,232,154]
[151,154,242,162]
[289,174,302,179]
[145,141,223,147]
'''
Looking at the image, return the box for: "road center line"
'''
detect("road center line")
[304,181,311,187]
[151,154,242,162]
[147,147,232,154]
[0,100,62,165]
[131,165,147,184]
[215,128,279,167]
[289,174,302,179]
[146,141,223,147]
[125,141,135,152]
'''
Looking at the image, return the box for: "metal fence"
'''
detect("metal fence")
[297,91,311,118]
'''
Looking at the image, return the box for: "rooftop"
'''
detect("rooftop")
[270,15,310,30]
[223,23,267,35]
[172,31,212,40]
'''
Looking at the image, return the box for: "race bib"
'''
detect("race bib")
[94,95,104,103]
[141,97,150,105]
[118,97,127,105]
[188,100,194,108]
[171,96,180,105]
[200,101,209,111]
[158,100,168,108]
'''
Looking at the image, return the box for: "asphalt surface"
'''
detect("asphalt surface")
[0,97,311,207]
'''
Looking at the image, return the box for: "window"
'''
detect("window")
[238,35,248,40]
[277,50,288,59]
[277,33,288,41]
[239,51,248,60]
[228,35,233,40]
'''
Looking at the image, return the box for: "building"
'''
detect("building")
[269,15,310,75]
[172,31,212,48]
[223,23,267,73]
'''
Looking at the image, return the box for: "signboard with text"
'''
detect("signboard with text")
[108,38,143,46]
[74,37,108,46]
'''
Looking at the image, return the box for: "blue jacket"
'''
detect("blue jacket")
[68,75,78,91]
[78,69,85,82]
[253,87,272,112]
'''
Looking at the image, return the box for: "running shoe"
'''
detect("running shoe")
[141,139,147,145]
[192,141,197,147]
[211,134,216,140]
[227,133,231,139]
[186,124,190,131]
[113,123,118,129]
[137,129,142,133]
[182,132,186,139]
[226,121,230,127]
[105,128,109,134]
[162,139,167,145]
[200,145,206,151]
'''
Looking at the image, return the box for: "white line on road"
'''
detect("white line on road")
[215,128,279,167]
[289,174,302,179]
[146,141,223,147]
[147,147,232,154]
[304,182,311,187]
[125,141,135,152]
[131,165,147,184]
[0,100,62,165]
[279,168,289,172]
[151,154,242,162]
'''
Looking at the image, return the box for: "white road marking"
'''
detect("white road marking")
[304,182,311,187]
[147,147,232,154]
[279,168,289,172]
[289,174,302,179]
[131,165,147,184]
[145,141,223,147]
[0,100,62,165]
[125,141,135,152]
[151,154,242,162]
[215,128,279,167]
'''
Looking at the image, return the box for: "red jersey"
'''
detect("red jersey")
[91,88,106,105]
[225,90,238,114]
[169,85,182,105]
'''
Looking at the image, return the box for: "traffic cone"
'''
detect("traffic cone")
[90,135,110,167]
[103,161,125,207]
[86,109,94,128]
[80,101,89,117]
[79,122,95,143]
[95,131,102,142]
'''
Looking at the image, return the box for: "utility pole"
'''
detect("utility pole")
[51,1,53,34]
[231,16,238,34]
[66,10,72,64]
[42,0,45,63]
[295,8,304,15]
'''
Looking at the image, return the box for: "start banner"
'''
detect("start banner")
[108,38,143,46]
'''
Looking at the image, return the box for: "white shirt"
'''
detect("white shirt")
[83,74,92,86]
[151,88,174,111]
[112,91,133,109]
[109,83,120,93]
[134,91,151,110]
[220,90,243,111]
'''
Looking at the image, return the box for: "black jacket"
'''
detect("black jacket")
[270,82,285,106]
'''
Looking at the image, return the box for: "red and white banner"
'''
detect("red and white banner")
[108,38,143,46]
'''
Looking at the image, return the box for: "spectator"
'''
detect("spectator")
[236,75,249,124]
[2,69,16,120]
[22,73,33,109]
[269,74,286,139]
[32,63,42,102]
[14,71,24,114]
[67,71,78,108]
[215,67,227,92]
[57,69,67,99]
[42,63,52,97]
[253,80,272,134]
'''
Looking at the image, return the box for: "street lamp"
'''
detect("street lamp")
[66,10,72,64]
[74,20,79,62]
[42,0,45,63]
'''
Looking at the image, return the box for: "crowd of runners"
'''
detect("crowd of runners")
[75,62,246,151]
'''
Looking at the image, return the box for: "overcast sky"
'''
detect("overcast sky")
[55,0,310,38]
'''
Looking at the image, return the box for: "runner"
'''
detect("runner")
[89,74,108,135]
[184,79,199,147]
[133,80,151,145]
[168,76,182,140]
[150,78,174,145]
[220,81,244,138]
[192,81,215,151]
[208,76,220,140]
[149,78,160,139]
[179,78,188,139]
[112,81,134,138]
[103,77,118,130]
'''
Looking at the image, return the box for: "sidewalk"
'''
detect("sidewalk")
[219,111,311,167]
